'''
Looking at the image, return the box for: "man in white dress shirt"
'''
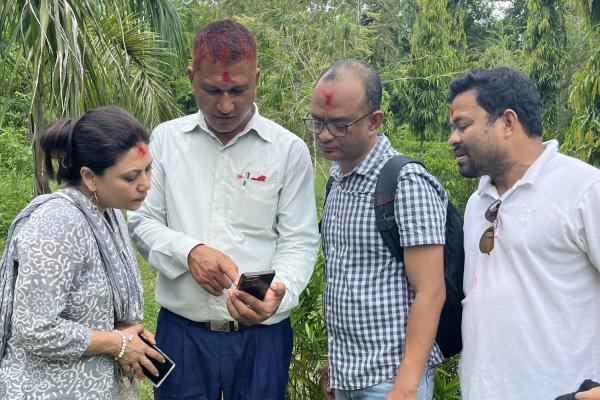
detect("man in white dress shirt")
[128,20,319,399]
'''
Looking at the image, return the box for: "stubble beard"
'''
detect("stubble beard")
[462,127,511,179]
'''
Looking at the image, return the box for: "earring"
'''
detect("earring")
[88,191,99,213]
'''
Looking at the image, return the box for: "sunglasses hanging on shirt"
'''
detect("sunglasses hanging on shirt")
[479,199,502,255]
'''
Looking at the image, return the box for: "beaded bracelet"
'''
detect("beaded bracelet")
[114,329,127,360]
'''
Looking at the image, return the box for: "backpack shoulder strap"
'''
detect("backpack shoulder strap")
[325,176,335,200]
[319,176,336,234]
[374,155,423,261]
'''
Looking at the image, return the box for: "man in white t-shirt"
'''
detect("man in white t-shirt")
[447,67,600,399]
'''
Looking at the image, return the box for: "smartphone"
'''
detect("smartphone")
[138,334,176,388]
[236,270,276,301]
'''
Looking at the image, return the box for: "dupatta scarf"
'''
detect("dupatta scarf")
[0,188,143,359]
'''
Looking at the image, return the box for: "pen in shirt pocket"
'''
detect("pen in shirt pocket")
[242,171,250,190]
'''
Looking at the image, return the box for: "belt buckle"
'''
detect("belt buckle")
[208,321,238,332]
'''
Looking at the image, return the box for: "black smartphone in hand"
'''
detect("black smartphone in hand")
[138,334,176,387]
[236,270,275,301]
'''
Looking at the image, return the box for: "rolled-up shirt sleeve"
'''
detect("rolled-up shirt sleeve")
[128,125,201,279]
[12,208,91,360]
[270,141,320,316]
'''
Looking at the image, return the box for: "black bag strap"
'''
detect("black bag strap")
[325,176,335,202]
[319,176,336,233]
[374,155,423,261]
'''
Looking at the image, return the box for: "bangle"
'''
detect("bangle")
[114,330,127,360]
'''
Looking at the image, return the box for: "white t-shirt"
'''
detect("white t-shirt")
[460,140,600,399]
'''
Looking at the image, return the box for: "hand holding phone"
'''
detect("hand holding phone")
[138,334,176,387]
[236,270,275,301]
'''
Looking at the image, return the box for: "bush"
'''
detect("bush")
[0,127,33,238]
[0,127,32,174]
[289,252,327,399]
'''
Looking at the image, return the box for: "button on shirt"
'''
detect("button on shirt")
[128,106,320,324]
[322,135,447,390]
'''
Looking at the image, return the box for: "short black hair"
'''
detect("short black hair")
[318,59,382,112]
[447,67,543,137]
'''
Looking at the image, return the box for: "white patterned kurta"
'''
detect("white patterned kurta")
[0,197,120,399]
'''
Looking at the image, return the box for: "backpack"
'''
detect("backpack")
[323,154,465,358]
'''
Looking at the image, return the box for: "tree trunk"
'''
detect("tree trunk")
[30,91,50,195]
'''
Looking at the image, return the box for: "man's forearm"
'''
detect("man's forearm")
[395,289,445,389]
[128,211,200,279]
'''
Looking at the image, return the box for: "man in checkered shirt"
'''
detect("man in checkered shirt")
[304,60,447,400]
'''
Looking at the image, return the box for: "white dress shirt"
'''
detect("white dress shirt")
[128,106,319,324]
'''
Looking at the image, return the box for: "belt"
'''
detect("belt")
[198,320,241,332]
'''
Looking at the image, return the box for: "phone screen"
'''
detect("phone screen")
[138,334,176,387]
[237,270,275,301]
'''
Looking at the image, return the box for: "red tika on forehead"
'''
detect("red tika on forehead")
[324,93,334,106]
[135,144,147,157]
[222,71,236,83]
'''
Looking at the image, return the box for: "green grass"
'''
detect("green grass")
[137,255,159,399]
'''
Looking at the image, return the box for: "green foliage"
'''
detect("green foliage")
[0,47,30,129]
[564,2,600,166]
[525,0,567,126]
[0,127,33,239]
[0,0,186,194]
[85,12,182,128]
[460,0,498,51]
[503,0,530,40]
[403,0,461,144]
[474,23,526,70]
[135,255,160,399]
[569,0,600,23]
[0,127,31,174]
[1,91,30,130]
[288,253,327,399]
[433,357,461,399]
[564,34,600,166]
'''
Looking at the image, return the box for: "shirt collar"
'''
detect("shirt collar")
[331,134,391,179]
[477,139,559,199]
[181,103,272,143]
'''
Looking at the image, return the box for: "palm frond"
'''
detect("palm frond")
[86,12,181,127]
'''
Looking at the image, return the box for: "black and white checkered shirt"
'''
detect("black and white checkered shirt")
[322,135,447,390]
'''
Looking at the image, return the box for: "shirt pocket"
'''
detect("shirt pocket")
[231,175,279,231]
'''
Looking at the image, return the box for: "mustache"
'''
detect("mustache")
[453,146,467,157]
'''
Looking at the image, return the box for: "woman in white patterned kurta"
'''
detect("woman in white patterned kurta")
[0,106,163,399]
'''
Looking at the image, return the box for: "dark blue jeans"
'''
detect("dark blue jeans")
[153,308,293,400]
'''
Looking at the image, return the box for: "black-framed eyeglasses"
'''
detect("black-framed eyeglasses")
[479,199,501,254]
[302,110,375,137]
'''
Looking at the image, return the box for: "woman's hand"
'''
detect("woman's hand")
[115,324,165,379]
